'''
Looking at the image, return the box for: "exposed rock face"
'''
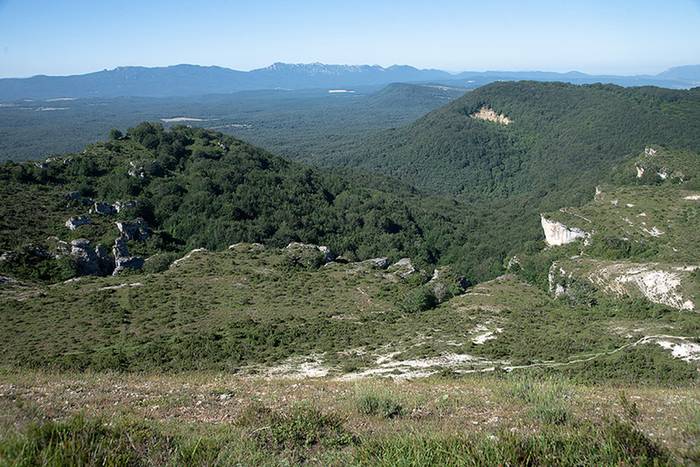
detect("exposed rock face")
[551,259,697,311]
[116,218,149,241]
[540,216,587,246]
[470,106,512,125]
[645,147,657,157]
[65,216,91,231]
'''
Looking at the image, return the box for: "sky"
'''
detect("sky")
[0,0,699,78]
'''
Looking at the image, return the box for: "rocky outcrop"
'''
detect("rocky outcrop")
[285,242,334,263]
[388,258,416,278]
[65,216,91,230]
[112,236,144,275]
[364,257,390,269]
[69,239,114,276]
[550,259,697,311]
[540,216,587,246]
[116,218,149,241]
[470,106,512,125]
[428,266,468,302]
[92,202,117,215]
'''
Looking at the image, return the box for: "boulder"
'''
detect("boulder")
[65,216,91,231]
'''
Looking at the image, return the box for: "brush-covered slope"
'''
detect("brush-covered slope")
[511,147,700,314]
[340,81,700,207]
[2,240,698,383]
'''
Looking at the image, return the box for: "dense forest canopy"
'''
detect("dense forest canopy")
[337,82,700,207]
[0,123,530,283]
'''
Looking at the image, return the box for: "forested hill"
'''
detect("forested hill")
[0,124,532,283]
[337,82,700,209]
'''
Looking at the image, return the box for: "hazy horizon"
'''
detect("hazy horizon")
[1,0,699,78]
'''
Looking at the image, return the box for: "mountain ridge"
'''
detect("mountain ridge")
[1,62,698,100]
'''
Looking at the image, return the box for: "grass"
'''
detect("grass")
[2,370,694,465]
[505,376,574,425]
[355,387,406,419]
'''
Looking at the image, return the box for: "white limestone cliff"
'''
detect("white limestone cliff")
[540,216,587,246]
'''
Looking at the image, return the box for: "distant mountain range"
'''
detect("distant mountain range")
[0,63,698,100]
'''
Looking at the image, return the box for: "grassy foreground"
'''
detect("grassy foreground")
[1,370,698,465]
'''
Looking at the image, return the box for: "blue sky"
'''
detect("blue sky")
[0,0,698,77]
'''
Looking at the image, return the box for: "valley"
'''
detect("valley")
[1,79,699,464]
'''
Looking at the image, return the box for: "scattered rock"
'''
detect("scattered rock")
[113,256,145,275]
[65,216,91,231]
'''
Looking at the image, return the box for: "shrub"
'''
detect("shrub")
[397,286,437,313]
[356,391,405,419]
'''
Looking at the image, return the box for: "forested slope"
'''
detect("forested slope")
[340,82,700,208]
